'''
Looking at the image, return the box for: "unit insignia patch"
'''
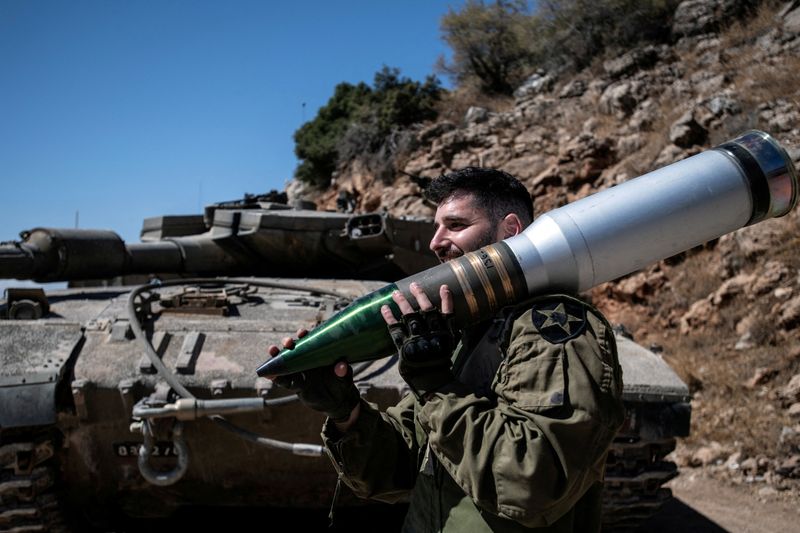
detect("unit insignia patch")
[530,298,587,344]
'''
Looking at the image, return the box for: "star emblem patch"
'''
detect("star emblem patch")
[530,298,587,344]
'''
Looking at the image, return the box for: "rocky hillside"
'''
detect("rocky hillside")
[290,0,800,499]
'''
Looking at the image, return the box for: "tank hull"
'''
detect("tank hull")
[1,279,688,531]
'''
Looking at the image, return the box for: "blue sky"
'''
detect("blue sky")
[0,0,461,263]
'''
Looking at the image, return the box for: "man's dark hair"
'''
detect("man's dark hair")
[424,167,533,226]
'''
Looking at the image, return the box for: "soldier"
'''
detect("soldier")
[267,167,625,532]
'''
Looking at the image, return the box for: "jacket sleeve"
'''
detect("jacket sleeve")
[416,303,625,528]
[321,393,421,503]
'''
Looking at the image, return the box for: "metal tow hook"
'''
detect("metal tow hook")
[137,419,189,486]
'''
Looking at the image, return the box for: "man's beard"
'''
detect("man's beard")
[436,225,498,262]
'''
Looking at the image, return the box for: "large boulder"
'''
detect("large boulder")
[603,45,665,79]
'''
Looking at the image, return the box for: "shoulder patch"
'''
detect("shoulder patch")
[530,297,588,344]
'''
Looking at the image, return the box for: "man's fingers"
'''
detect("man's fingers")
[410,282,433,311]
[440,284,454,315]
[269,331,300,357]
[273,330,306,357]
[281,336,296,350]
[334,361,351,378]
[392,290,416,315]
[381,304,399,325]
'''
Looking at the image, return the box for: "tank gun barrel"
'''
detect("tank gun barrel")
[0,210,439,283]
[0,228,186,282]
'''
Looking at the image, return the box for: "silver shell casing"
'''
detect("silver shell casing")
[505,130,798,295]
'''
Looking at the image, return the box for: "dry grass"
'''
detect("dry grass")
[435,85,515,124]
[651,235,800,459]
[719,1,800,108]
[742,54,800,105]
[719,0,785,51]
[665,337,799,458]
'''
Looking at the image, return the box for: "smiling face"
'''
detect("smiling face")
[429,192,506,263]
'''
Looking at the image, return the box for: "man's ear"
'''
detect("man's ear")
[500,213,524,239]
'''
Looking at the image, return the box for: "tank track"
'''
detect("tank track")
[601,437,678,531]
[0,437,67,533]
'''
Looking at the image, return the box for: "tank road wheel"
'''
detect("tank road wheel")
[0,435,67,533]
[602,437,679,531]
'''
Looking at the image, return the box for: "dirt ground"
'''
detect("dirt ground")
[119,469,800,532]
[639,470,800,533]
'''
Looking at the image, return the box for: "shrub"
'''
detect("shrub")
[437,0,537,95]
[438,0,683,94]
[371,67,441,134]
[293,82,372,187]
[536,0,681,70]
[293,67,442,187]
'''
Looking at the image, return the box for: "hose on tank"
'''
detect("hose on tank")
[126,277,372,458]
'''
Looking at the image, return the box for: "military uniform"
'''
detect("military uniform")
[322,294,625,532]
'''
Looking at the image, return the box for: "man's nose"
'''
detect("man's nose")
[429,227,447,253]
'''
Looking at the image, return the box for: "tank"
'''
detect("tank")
[0,193,689,532]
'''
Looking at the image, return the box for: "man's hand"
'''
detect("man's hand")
[267,329,361,427]
[381,283,457,401]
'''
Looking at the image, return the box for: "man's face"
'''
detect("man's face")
[429,193,504,262]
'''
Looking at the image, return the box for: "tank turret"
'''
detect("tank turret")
[0,195,438,283]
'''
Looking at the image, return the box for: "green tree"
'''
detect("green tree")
[537,0,680,69]
[293,67,442,187]
[293,82,371,187]
[438,0,683,95]
[437,0,536,95]
[370,66,441,134]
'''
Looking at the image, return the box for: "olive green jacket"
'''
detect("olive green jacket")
[322,295,625,532]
